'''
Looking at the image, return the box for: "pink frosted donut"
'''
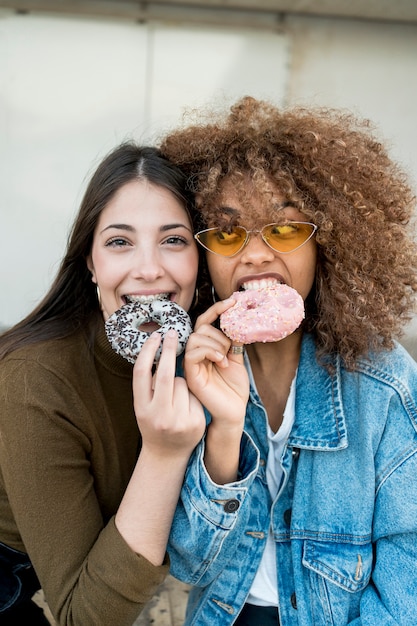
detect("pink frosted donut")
[220,284,304,344]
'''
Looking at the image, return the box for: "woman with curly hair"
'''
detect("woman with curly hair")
[157,96,417,625]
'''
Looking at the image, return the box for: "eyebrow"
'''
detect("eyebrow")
[99,222,192,235]
[219,202,296,215]
[277,200,302,210]
[218,206,239,217]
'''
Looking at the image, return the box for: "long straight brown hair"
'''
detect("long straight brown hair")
[0,143,195,359]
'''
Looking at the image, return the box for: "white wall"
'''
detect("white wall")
[287,16,417,181]
[1,9,416,346]
[0,11,288,327]
[287,15,417,353]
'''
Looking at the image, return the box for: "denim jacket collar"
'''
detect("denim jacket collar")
[246,333,348,453]
[289,333,348,451]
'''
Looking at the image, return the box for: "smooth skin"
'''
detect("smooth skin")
[184,184,317,486]
[88,179,198,319]
[87,179,205,565]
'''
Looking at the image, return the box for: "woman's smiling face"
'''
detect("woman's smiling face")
[87,179,199,320]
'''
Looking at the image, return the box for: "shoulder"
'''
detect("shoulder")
[355,341,417,392]
[301,333,417,390]
[0,330,106,441]
[299,334,417,426]
[346,342,417,431]
[0,330,94,392]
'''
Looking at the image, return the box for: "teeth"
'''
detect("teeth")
[241,279,281,291]
[126,293,169,304]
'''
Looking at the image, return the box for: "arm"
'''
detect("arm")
[183,300,250,484]
[168,431,260,585]
[352,536,417,625]
[0,331,205,626]
[116,330,206,565]
[350,451,417,624]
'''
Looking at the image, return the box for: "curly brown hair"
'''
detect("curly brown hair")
[159,96,417,369]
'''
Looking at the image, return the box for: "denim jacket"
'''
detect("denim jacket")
[168,333,417,625]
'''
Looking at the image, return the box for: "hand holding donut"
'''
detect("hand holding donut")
[184,300,249,485]
[183,299,249,432]
[132,330,206,459]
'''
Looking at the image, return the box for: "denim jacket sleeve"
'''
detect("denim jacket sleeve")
[168,431,259,586]
[308,380,417,626]
[355,361,417,624]
[351,451,417,624]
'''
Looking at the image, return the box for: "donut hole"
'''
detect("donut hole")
[137,320,161,334]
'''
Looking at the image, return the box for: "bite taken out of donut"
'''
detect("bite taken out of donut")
[220,284,304,344]
[105,298,192,364]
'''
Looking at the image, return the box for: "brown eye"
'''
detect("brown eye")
[215,229,243,245]
[270,224,298,238]
[262,222,317,254]
[195,226,248,256]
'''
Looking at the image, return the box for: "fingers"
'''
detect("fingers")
[185,325,231,370]
[133,330,180,397]
[194,297,236,331]
[152,329,179,401]
[133,332,162,404]
[191,298,245,368]
[188,299,237,366]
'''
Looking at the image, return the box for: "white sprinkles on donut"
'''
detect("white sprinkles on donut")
[220,284,304,344]
[105,297,192,363]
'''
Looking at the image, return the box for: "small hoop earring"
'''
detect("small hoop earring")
[192,288,199,309]
[96,285,102,309]
[211,285,218,304]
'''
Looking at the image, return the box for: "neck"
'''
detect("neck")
[246,330,302,432]
[245,329,302,371]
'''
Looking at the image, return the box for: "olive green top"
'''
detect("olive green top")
[0,323,168,625]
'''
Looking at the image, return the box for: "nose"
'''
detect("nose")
[239,231,276,265]
[131,246,165,281]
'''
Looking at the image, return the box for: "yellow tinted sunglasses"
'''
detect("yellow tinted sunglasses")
[195,222,317,257]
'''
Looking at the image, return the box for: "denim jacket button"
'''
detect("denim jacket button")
[224,499,240,513]
[283,509,292,526]
[290,592,297,609]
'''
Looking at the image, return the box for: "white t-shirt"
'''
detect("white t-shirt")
[246,373,296,607]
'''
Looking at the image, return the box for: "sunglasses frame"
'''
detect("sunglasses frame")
[195,221,317,257]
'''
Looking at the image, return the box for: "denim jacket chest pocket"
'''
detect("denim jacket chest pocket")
[302,540,373,625]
